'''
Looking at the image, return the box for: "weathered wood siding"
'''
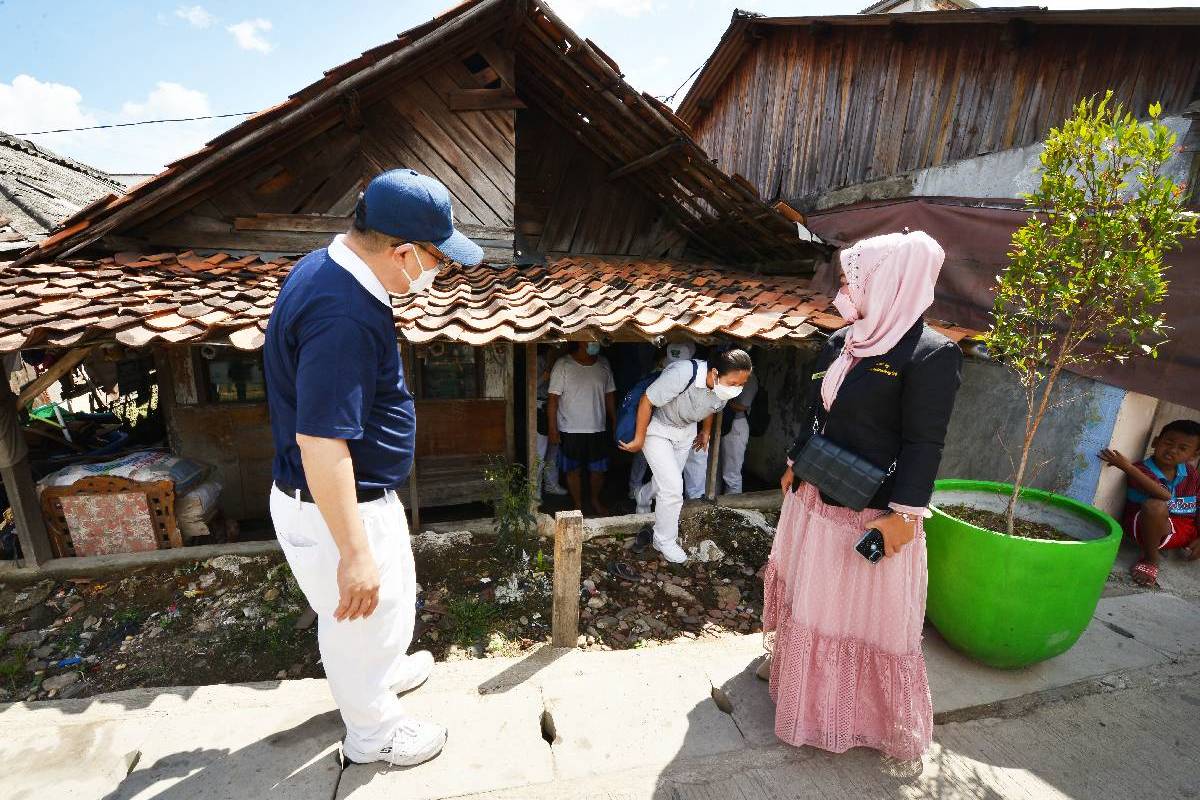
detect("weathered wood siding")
[692,22,1200,208]
[515,108,687,258]
[126,39,517,258]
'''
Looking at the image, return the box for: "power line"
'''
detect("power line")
[13,111,258,136]
[655,62,705,105]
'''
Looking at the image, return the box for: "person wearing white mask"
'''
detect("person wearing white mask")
[628,342,691,500]
[619,349,753,563]
[548,341,617,516]
[264,169,482,768]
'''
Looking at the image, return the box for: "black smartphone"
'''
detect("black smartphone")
[855,528,885,564]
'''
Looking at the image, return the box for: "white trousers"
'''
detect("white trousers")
[683,447,708,500]
[636,435,693,550]
[720,417,750,495]
[270,486,417,762]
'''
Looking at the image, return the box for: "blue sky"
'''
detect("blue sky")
[1,0,1195,173]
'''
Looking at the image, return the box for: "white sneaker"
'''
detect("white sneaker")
[544,482,569,496]
[348,717,447,767]
[654,540,688,564]
[390,650,434,695]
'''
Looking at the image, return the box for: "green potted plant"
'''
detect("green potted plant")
[925,93,1198,669]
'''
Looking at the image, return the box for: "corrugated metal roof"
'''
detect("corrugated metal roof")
[0,132,123,253]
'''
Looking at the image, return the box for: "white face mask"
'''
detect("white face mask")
[400,248,440,295]
[713,381,743,401]
[832,288,860,322]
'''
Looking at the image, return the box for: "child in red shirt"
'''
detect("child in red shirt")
[1099,419,1200,586]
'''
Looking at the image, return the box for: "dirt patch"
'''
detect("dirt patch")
[0,505,778,701]
[941,504,1074,542]
[0,555,318,703]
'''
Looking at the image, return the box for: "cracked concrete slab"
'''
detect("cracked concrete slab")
[1093,591,1200,659]
[0,683,342,800]
[537,645,747,780]
[335,683,553,800]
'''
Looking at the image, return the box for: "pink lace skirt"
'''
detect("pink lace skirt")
[762,482,932,760]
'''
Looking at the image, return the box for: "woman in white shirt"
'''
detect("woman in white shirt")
[618,349,753,562]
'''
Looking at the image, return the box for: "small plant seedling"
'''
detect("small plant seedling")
[446,597,499,648]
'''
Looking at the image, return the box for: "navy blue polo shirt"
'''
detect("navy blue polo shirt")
[264,236,415,492]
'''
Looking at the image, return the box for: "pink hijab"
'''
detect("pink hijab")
[820,230,945,411]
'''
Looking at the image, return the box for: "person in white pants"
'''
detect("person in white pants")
[720,372,759,494]
[264,169,485,767]
[620,350,753,562]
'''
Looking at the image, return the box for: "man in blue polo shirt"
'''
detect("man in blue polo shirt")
[265,169,482,767]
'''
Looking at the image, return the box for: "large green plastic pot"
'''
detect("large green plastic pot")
[925,479,1122,669]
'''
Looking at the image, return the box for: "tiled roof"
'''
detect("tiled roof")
[0,252,977,353]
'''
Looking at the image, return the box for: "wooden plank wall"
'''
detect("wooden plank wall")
[691,22,1200,209]
[128,39,517,259]
[515,108,688,258]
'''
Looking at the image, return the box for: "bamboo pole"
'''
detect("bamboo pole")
[551,509,583,648]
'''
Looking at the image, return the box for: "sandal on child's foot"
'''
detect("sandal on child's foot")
[1131,560,1159,587]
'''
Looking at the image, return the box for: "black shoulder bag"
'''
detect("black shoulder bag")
[791,409,895,512]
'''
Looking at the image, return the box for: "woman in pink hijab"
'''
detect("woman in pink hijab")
[760,231,963,761]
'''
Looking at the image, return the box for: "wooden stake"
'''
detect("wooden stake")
[551,509,583,648]
[706,410,724,501]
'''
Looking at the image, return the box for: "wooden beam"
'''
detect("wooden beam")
[525,343,540,514]
[607,139,686,181]
[447,88,527,111]
[234,213,350,233]
[15,346,95,409]
[551,509,583,648]
[0,380,53,565]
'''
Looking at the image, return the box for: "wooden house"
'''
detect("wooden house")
[675,6,1200,409]
[673,5,1200,513]
[7,0,960,562]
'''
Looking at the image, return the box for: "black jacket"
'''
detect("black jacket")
[787,318,963,509]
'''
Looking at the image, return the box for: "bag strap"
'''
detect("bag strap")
[673,359,700,402]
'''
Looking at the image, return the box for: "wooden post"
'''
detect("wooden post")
[0,379,54,565]
[551,509,583,648]
[705,409,724,501]
[525,343,539,513]
[408,464,421,532]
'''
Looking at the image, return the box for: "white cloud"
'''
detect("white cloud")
[175,5,216,28]
[121,81,211,120]
[0,74,231,173]
[227,18,274,53]
[0,75,96,139]
[549,0,655,24]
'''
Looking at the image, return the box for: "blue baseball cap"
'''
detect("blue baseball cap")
[357,169,484,266]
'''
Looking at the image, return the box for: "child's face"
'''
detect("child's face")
[1150,431,1200,469]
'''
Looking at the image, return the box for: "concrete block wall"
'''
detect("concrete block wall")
[751,350,1182,518]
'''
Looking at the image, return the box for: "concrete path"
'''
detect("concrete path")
[3,588,1199,800]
